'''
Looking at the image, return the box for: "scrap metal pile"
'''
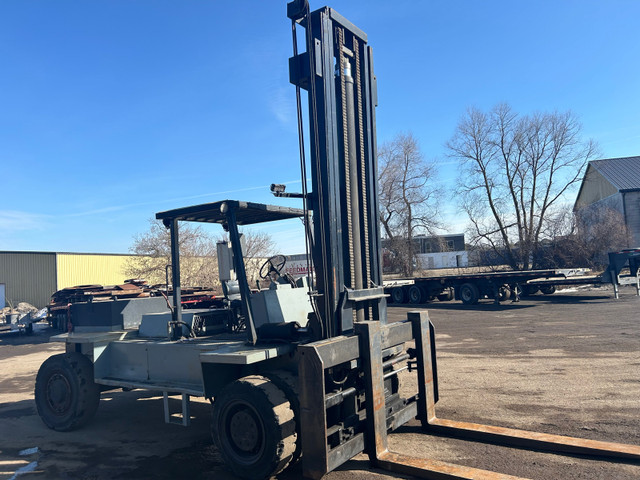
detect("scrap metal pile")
[47,280,225,330]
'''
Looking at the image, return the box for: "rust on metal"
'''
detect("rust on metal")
[426,417,640,460]
[355,321,389,457]
[377,451,529,480]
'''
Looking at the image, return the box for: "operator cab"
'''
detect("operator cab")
[154,200,312,345]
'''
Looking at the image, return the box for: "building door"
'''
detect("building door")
[0,284,5,308]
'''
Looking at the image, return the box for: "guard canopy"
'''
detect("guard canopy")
[156,200,305,226]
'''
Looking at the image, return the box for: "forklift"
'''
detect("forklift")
[34,2,640,479]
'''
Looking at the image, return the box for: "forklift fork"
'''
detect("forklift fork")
[299,311,640,480]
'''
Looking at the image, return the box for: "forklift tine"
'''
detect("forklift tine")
[376,451,529,480]
[358,319,530,480]
[425,417,640,461]
[407,311,640,462]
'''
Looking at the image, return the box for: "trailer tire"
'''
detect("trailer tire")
[540,285,556,295]
[34,352,100,431]
[212,375,297,480]
[459,283,479,305]
[390,287,406,304]
[408,286,423,304]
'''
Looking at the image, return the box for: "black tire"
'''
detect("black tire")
[390,287,406,304]
[459,283,479,305]
[540,285,556,295]
[34,352,100,431]
[265,370,302,466]
[212,375,297,480]
[408,286,423,304]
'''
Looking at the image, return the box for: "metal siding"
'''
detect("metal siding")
[0,252,57,308]
[592,156,640,191]
[575,166,619,209]
[623,191,640,247]
[56,254,131,289]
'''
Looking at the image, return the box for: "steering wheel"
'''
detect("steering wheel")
[259,254,287,279]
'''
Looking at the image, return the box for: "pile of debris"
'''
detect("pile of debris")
[1,301,38,320]
[48,279,225,329]
[1,302,46,334]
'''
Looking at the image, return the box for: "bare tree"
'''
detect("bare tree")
[125,220,276,289]
[378,132,444,276]
[447,103,598,270]
[219,230,276,287]
[242,231,276,261]
[539,205,631,269]
[124,219,219,288]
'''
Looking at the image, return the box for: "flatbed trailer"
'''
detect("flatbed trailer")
[527,248,640,299]
[384,269,589,305]
[385,249,640,306]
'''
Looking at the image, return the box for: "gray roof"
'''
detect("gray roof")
[590,156,640,191]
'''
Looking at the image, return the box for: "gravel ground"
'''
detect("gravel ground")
[0,286,638,480]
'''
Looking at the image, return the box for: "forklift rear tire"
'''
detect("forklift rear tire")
[459,283,479,305]
[212,375,297,480]
[34,352,100,431]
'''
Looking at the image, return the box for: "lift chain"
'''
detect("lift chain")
[353,37,373,319]
[337,27,356,293]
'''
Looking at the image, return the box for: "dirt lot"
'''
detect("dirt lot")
[1,286,638,480]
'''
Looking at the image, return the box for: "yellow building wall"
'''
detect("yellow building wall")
[56,253,134,289]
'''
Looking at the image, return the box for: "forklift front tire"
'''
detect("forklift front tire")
[34,352,101,431]
[212,375,297,480]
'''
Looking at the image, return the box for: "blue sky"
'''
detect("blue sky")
[1,1,639,255]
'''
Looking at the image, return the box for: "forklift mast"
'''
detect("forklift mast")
[288,3,386,338]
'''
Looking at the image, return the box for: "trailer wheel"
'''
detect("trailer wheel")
[459,283,479,305]
[212,375,297,480]
[34,352,100,431]
[408,286,423,304]
[390,287,406,304]
[540,285,556,295]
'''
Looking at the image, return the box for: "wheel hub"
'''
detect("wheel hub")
[47,373,71,414]
[229,408,261,453]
